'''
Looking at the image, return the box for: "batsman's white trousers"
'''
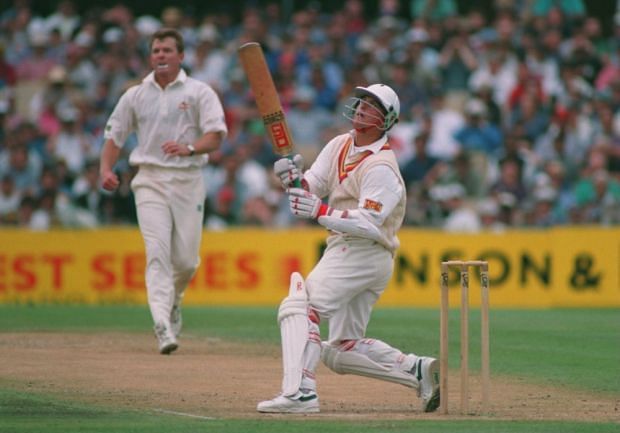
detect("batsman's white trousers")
[131,165,206,326]
[306,236,393,344]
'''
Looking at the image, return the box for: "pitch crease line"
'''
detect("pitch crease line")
[153,408,217,420]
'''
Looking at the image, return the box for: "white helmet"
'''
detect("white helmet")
[353,84,400,130]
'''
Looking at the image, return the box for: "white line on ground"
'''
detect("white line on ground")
[153,408,217,420]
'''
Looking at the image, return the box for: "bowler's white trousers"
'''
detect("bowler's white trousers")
[306,235,393,344]
[131,165,206,326]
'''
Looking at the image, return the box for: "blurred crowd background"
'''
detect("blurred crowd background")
[1,0,619,232]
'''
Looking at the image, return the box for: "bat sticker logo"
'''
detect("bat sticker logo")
[270,122,290,149]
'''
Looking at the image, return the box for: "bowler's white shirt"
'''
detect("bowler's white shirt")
[104,69,227,168]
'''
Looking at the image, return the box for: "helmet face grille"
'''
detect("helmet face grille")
[343,97,392,131]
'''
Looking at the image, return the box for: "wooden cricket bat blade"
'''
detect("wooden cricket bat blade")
[237,42,295,157]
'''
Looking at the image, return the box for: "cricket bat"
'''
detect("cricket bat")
[238,42,301,187]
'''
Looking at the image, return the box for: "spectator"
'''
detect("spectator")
[388,61,428,121]
[0,43,17,111]
[455,98,503,156]
[401,129,441,188]
[190,24,229,94]
[45,0,80,42]
[403,27,440,90]
[490,157,528,206]
[1,1,618,230]
[205,184,237,230]
[0,174,21,224]
[526,184,559,227]
[410,0,458,21]
[478,196,506,232]
[468,40,518,112]
[15,24,59,82]
[453,98,503,196]
[64,40,99,101]
[507,90,549,143]
[16,195,44,229]
[425,89,465,160]
[46,105,96,176]
[432,182,482,232]
[72,159,104,220]
[286,85,332,165]
[2,2,35,66]
[28,65,78,136]
[438,19,478,93]
[529,1,586,20]
[533,103,593,179]
[0,132,42,196]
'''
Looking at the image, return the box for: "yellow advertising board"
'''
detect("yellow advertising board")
[0,227,618,307]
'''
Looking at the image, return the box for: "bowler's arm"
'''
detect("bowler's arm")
[163,130,225,157]
[99,139,122,191]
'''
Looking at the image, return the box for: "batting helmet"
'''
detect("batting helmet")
[353,84,400,131]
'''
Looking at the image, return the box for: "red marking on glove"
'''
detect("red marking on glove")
[317,203,330,217]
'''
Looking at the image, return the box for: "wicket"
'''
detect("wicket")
[439,260,490,415]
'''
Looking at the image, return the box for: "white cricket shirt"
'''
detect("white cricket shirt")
[305,131,404,225]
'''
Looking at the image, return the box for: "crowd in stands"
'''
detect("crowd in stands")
[0,0,619,231]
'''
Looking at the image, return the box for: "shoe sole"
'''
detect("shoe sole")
[257,406,320,414]
[422,358,440,413]
[160,343,178,355]
[423,387,440,413]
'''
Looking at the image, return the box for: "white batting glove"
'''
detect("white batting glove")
[287,187,327,219]
[274,154,304,189]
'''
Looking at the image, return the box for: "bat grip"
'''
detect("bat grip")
[287,154,302,188]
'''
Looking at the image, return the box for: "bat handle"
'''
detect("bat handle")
[286,154,302,188]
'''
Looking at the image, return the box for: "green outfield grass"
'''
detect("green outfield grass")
[1,305,618,432]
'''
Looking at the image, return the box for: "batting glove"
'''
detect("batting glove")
[287,187,329,219]
[274,154,304,189]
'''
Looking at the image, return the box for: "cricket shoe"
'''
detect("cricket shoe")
[170,304,182,338]
[154,322,178,355]
[414,356,440,412]
[257,390,320,413]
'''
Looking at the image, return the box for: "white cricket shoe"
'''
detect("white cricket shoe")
[154,322,178,355]
[257,391,320,413]
[415,356,440,412]
[170,304,182,338]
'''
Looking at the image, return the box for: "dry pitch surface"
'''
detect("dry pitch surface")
[1,332,618,422]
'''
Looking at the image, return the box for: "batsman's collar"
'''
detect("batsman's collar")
[349,131,389,155]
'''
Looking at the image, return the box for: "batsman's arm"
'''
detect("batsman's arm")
[286,187,385,243]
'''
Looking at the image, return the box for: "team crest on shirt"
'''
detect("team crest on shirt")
[178,101,190,111]
[363,198,383,212]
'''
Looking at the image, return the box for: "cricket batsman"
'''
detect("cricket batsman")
[258,84,440,413]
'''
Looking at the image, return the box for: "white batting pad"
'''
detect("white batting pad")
[321,343,419,389]
[277,272,309,396]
